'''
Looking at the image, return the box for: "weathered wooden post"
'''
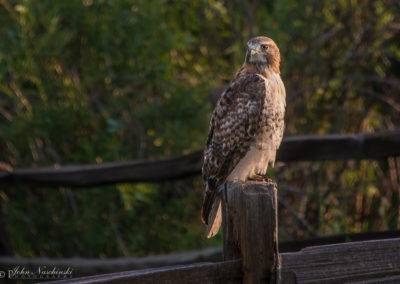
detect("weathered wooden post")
[222,181,280,284]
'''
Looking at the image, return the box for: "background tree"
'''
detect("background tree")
[0,0,399,257]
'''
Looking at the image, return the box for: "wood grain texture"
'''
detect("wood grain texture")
[222,181,280,284]
[0,247,222,278]
[0,130,399,187]
[44,260,243,284]
[43,238,400,283]
[2,230,400,278]
[279,229,400,252]
[282,237,400,283]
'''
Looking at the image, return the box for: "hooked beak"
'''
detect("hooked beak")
[249,45,261,56]
[247,43,267,63]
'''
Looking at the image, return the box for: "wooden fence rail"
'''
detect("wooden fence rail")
[1,131,399,282]
[47,182,400,284]
[1,229,399,278]
[44,238,400,284]
[1,130,399,187]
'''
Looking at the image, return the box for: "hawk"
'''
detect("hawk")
[201,36,286,238]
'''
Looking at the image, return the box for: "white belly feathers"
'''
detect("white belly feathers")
[227,71,286,182]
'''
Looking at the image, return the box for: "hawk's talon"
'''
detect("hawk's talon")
[248,174,272,183]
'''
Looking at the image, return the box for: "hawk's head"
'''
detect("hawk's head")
[245,36,280,73]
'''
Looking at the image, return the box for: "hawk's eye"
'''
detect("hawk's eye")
[261,44,269,50]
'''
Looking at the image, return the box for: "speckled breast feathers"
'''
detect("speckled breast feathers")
[201,36,286,238]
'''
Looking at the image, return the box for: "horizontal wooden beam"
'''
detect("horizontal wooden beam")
[279,228,400,252]
[282,237,400,283]
[44,260,243,284]
[42,238,400,283]
[277,130,400,161]
[1,130,399,187]
[1,230,400,280]
[0,247,222,278]
[0,151,203,187]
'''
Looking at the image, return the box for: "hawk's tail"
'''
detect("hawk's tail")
[205,198,222,238]
[201,183,222,238]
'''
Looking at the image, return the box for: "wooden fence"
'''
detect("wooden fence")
[41,181,400,283]
[1,130,399,187]
[43,238,400,283]
[0,130,400,283]
[1,229,399,277]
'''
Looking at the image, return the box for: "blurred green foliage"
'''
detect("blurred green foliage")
[0,0,399,257]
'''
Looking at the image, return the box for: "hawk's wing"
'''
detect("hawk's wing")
[201,74,266,237]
